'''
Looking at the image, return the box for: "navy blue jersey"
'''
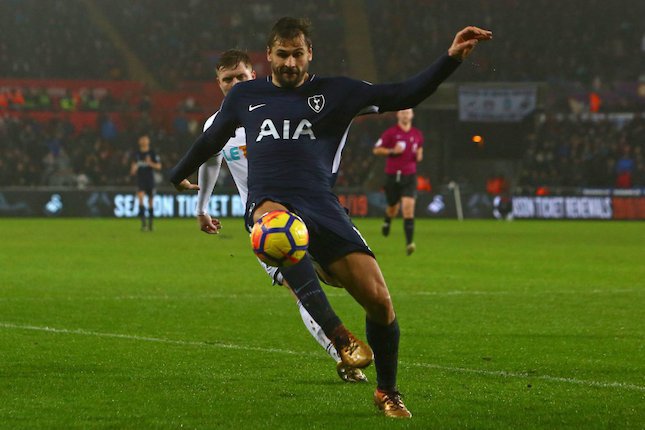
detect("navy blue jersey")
[171,53,460,201]
[132,150,159,185]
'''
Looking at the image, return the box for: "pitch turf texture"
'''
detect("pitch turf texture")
[0,218,643,429]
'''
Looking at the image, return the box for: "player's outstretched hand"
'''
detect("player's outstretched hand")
[198,213,221,234]
[175,179,200,192]
[448,26,493,61]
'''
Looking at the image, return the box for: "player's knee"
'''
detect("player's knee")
[366,298,395,325]
[364,284,395,324]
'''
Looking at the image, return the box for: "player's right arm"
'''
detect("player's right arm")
[129,152,138,176]
[373,129,403,156]
[170,87,241,189]
[196,153,224,234]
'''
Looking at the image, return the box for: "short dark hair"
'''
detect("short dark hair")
[266,17,312,49]
[215,50,253,74]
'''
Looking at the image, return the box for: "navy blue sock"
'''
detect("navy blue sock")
[403,218,414,245]
[148,207,154,228]
[366,317,400,392]
[281,255,342,338]
[138,206,146,227]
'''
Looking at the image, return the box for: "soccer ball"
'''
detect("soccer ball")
[250,210,309,267]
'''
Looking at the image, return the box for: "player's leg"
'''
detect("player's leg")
[310,254,344,288]
[146,190,155,231]
[262,262,367,382]
[136,190,147,230]
[327,253,411,418]
[401,196,416,255]
[382,175,401,237]
[251,200,372,368]
[383,202,399,237]
[400,175,417,255]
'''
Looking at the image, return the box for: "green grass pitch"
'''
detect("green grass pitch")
[0,218,643,429]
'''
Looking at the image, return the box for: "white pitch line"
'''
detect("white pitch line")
[1,322,643,393]
[0,322,305,356]
[406,362,645,392]
[0,288,640,302]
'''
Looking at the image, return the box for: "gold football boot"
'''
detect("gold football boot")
[406,242,416,256]
[374,389,412,418]
[332,326,373,369]
[336,362,368,383]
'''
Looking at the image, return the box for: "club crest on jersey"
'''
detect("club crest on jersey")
[307,95,325,113]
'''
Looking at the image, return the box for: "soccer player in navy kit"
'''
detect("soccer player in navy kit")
[171,18,491,418]
[184,49,367,383]
[130,133,162,231]
[373,108,424,255]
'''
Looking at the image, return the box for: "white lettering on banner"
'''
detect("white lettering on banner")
[535,197,564,218]
[156,195,174,217]
[231,195,245,216]
[511,197,535,218]
[113,194,246,218]
[114,194,137,217]
[565,197,612,219]
[177,194,198,217]
[208,194,230,217]
[512,196,613,219]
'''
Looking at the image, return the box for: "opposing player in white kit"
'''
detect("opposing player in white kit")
[180,50,366,383]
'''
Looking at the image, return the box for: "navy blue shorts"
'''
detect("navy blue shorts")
[137,180,155,197]
[246,192,375,269]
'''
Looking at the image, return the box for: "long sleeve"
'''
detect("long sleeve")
[195,153,224,215]
[170,88,240,185]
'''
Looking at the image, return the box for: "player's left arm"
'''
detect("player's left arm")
[365,26,492,112]
[196,154,225,234]
[170,89,241,189]
[147,153,162,171]
[372,130,395,156]
[416,131,424,162]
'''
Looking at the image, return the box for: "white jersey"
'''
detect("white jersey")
[196,112,249,214]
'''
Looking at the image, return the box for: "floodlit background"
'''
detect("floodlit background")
[0,2,643,428]
[0,0,643,219]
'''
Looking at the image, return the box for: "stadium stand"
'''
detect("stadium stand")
[0,0,643,192]
[98,0,348,86]
[367,0,644,84]
[518,115,645,190]
[0,0,126,79]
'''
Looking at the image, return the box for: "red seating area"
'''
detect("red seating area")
[0,78,225,133]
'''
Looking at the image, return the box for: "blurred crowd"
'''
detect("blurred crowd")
[1,0,346,86]
[0,112,389,189]
[99,0,347,86]
[518,116,645,189]
[0,114,191,188]
[368,0,644,85]
[1,0,644,190]
[0,0,124,79]
[0,87,129,112]
[3,0,642,86]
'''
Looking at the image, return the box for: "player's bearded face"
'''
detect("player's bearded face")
[268,35,312,88]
